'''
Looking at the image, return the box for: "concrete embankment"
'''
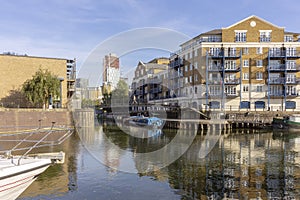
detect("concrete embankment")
[0,108,73,131]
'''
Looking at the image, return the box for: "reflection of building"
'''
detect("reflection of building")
[167,15,300,111]
[162,132,300,200]
[103,53,120,89]
[0,54,76,108]
[130,58,169,111]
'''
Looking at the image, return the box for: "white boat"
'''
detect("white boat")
[0,154,63,200]
[0,126,72,200]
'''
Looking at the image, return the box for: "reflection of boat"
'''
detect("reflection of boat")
[0,126,72,200]
[272,114,300,131]
[124,116,164,129]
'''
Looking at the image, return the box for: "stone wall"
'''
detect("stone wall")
[0,109,73,131]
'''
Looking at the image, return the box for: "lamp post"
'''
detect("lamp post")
[58,77,64,108]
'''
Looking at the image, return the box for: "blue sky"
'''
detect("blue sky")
[1,0,300,85]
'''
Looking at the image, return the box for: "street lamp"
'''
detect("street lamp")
[58,77,64,108]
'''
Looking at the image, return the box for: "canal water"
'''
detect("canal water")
[17,123,300,200]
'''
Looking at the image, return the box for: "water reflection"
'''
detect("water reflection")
[15,124,300,200]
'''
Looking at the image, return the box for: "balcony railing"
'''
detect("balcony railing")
[269,50,300,58]
[224,66,240,72]
[170,58,184,68]
[286,78,300,84]
[268,92,283,97]
[268,77,285,84]
[208,65,222,71]
[287,65,300,71]
[268,64,286,71]
[169,71,183,79]
[209,51,240,58]
[208,65,240,72]
[224,79,240,85]
[208,80,222,85]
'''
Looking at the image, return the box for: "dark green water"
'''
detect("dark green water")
[17,124,300,200]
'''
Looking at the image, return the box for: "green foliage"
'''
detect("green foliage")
[81,98,100,108]
[22,68,60,108]
[112,79,129,98]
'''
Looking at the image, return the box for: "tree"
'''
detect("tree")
[22,68,60,108]
[111,80,129,103]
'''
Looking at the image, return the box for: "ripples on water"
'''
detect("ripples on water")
[16,124,300,200]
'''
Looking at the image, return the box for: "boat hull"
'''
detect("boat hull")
[0,158,51,200]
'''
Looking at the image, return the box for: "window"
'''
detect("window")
[256,72,263,80]
[189,76,192,83]
[286,85,297,95]
[185,77,188,84]
[225,60,236,70]
[189,63,193,71]
[242,47,249,55]
[243,85,249,92]
[287,61,296,70]
[256,85,263,92]
[287,47,296,56]
[194,49,198,57]
[260,30,271,42]
[225,86,237,95]
[287,74,296,83]
[257,47,263,54]
[189,52,192,59]
[270,85,283,96]
[256,60,263,67]
[195,86,198,94]
[284,35,293,42]
[243,60,249,67]
[235,31,247,42]
[194,62,198,69]
[185,65,188,72]
[243,73,249,80]
[195,74,198,81]
[209,48,221,56]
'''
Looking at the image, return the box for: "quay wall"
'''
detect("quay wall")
[0,108,73,131]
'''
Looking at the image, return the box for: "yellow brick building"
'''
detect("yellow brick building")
[0,54,76,108]
[169,15,300,111]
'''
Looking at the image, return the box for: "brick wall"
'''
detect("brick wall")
[0,109,73,131]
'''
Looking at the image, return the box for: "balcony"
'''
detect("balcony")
[225,92,239,98]
[224,79,240,85]
[224,66,240,72]
[268,92,283,97]
[169,71,183,79]
[286,78,300,84]
[268,64,285,72]
[209,51,240,59]
[269,50,300,58]
[207,80,222,85]
[287,65,300,72]
[150,87,162,94]
[208,65,222,72]
[268,77,285,84]
[170,58,184,68]
[287,93,298,97]
[149,77,162,84]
